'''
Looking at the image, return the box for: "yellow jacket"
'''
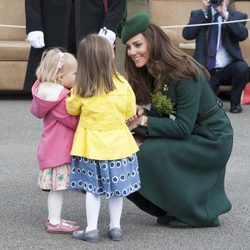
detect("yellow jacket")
[66,74,139,160]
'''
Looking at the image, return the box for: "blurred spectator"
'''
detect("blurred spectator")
[183,0,249,113]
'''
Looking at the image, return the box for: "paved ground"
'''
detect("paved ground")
[1,0,249,249]
[0,95,249,250]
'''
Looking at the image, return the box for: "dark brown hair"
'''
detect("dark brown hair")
[75,34,119,97]
[125,24,210,104]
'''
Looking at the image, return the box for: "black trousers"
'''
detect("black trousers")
[209,61,249,105]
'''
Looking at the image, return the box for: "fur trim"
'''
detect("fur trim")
[37,82,64,101]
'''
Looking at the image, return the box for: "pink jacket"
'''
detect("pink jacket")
[30,80,79,170]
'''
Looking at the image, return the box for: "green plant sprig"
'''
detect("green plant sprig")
[151,91,175,115]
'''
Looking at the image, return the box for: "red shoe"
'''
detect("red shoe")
[44,219,78,228]
[47,221,80,234]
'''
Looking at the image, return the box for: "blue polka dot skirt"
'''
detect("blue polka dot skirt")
[69,154,141,199]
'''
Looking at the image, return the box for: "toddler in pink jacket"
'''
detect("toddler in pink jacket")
[30,48,79,234]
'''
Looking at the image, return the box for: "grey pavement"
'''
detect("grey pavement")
[0,95,249,250]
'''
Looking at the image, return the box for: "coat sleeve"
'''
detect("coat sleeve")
[102,0,126,33]
[182,9,209,40]
[66,90,82,116]
[223,11,248,42]
[125,84,136,120]
[51,98,79,130]
[25,0,43,34]
[30,98,43,119]
[147,79,202,140]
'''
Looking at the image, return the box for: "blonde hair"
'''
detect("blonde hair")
[36,48,77,83]
[75,34,119,97]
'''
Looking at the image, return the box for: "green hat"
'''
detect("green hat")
[121,12,150,44]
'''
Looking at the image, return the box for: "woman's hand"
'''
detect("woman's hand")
[126,116,141,130]
[136,105,145,116]
[126,105,148,130]
[126,115,148,130]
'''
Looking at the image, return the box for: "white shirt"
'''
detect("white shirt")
[211,7,233,68]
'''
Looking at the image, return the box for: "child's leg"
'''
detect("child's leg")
[48,190,64,225]
[86,192,101,232]
[108,196,123,229]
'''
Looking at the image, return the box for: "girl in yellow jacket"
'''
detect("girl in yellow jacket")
[66,34,140,243]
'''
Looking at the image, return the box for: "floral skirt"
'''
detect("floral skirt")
[68,154,141,199]
[38,164,70,191]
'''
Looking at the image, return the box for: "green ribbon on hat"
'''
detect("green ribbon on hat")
[121,12,150,44]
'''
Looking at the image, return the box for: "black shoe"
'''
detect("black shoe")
[72,229,99,243]
[157,215,192,228]
[157,214,176,226]
[230,104,242,113]
[168,219,192,228]
[107,228,123,241]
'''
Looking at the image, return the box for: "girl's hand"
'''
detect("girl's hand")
[126,115,148,130]
[126,116,141,131]
[126,105,148,130]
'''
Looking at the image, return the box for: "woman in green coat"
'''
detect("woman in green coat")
[121,12,233,228]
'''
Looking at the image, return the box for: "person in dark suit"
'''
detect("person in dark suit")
[24,0,126,93]
[183,0,249,113]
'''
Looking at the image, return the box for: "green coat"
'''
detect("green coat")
[135,72,233,227]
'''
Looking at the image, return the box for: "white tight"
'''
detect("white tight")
[108,195,123,229]
[47,190,64,225]
[85,192,123,232]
